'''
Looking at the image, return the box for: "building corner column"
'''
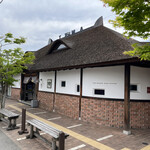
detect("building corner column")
[123,64,131,135]
[79,68,83,120]
[53,70,57,112]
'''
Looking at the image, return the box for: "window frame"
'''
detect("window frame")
[130,84,140,93]
[94,89,105,95]
[61,81,66,87]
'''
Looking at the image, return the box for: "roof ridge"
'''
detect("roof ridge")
[103,26,139,43]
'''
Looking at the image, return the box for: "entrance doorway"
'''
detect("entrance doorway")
[22,76,38,102]
[24,81,35,101]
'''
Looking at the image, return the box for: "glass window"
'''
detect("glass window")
[77,85,80,92]
[57,44,66,50]
[130,85,137,91]
[61,81,66,87]
[94,89,105,95]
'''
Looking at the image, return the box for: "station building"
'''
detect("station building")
[11,17,150,131]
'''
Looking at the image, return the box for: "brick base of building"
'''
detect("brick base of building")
[11,88,20,100]
[81,98,124,128]
[81,98,150,129]
[37,91,53,112]
[130,102,150,129]
[37,92,150,129]
[11,89,150,129]
[55,94,79,120]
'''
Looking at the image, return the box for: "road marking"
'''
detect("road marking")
[141,145,150,150]
[68,144,86,150]
[67,124,82,129]
[17,132,46,141]
[17,137,26,141]
[97,135,113,142]
[47,117,61,121]
[40,132,46,135]
[9,105,115,150]
[34,112,47,115]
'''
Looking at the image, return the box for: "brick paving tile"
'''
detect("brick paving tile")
[0,98,149,150]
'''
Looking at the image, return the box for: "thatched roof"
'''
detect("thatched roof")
[27,24,141,72]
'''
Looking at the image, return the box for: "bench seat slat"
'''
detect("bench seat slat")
[31,121,59,137]
[27,120,59,135]
[0,109,19,118]
[28,119,59,133]
[27,119,60,139]
[31,121,59,135]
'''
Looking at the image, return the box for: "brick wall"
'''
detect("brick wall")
[11,88,20,100]
[37,91,53,111]
[55,94,79,120]
[130,102,150,129]
[81,98,150,129]
[36,91,150,129]
[81,98,124,128]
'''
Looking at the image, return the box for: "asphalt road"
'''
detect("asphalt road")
[0,129,20,150]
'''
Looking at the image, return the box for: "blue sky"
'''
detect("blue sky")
[0,0,147,52]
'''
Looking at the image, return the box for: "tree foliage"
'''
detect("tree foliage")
[0,33,35,108]
[124,43,150,60]
[0,0,3,4]
[101,0,150,60]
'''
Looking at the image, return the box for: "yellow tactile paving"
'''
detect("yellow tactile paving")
[141,145,150,150]
[17,103,25,106]
[9,104,115,150]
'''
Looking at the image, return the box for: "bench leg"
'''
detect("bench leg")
[0,114,3,121]
[12,119,19,130]
[52,138,56,150]
[7,118,12,130]
[59,132,65,150]
[26,125,37,139]
[36,128,40,135]
[30,125,34,139]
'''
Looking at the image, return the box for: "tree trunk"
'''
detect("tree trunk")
[0,83,7,108]
[1,90,6,108]
[0,82,3,109]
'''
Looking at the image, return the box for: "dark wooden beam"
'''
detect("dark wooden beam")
[124,64,130,132]
[28,58,141,73]
[53,71,57,112]
[79,68,83,119]
[35,72,39,99]
[20,74,24,100]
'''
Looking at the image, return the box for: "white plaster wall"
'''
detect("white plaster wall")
[39,72,55,92]
[12,74,21,88]
[131,66,150,100]
[56,69,80,95]
[82,66,124,99]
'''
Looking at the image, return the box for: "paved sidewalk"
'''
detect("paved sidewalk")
[0,98,149,150]
[0,129,20,150]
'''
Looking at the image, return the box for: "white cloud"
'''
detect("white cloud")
[0,0,147,52]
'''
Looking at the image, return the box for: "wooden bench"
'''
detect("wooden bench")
[26,119,69,150]
[0,108,20,130]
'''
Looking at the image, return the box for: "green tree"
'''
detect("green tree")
[101,0,150,60]
[0,0,3,4]
[0,33,35,108]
